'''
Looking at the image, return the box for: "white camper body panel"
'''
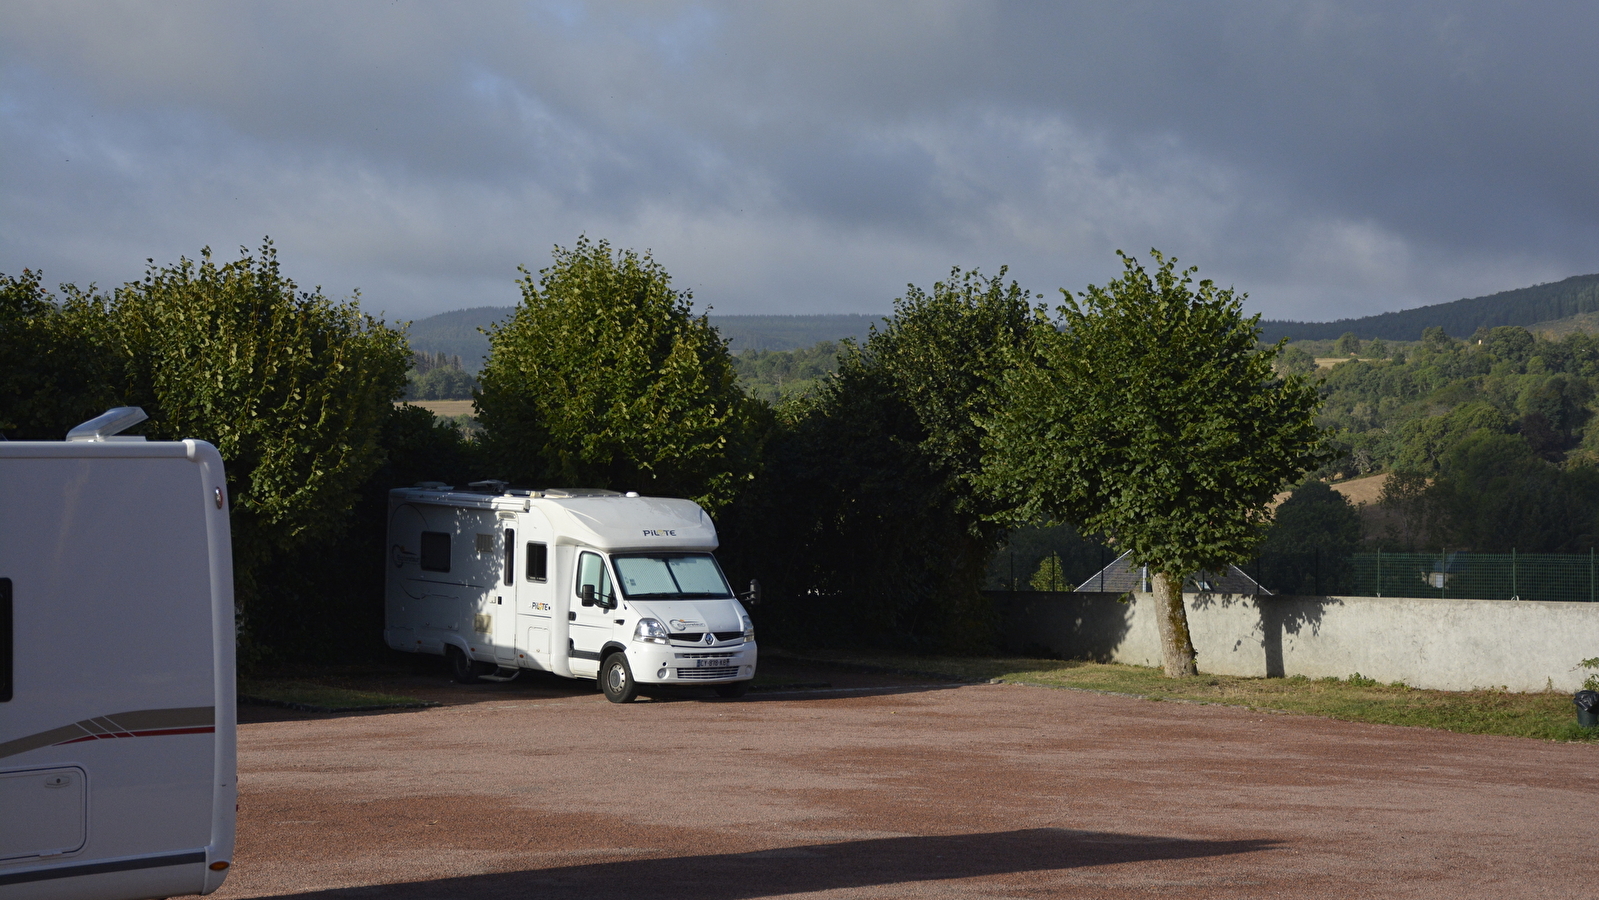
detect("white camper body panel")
[0,439,236,899]
[384,488,756,689]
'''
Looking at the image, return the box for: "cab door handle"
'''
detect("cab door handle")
[568,611,576,621]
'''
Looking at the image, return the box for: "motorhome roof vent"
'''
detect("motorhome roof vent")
[466,480,509,494]
[413,481,452,490]
[66,407,148,442]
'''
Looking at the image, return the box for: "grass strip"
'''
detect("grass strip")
[240,680,438,713]
[782,651,1599,742]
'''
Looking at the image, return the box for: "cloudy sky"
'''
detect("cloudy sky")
[3,1,1596,323]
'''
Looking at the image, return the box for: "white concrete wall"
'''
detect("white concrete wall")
[997,592,1599,692]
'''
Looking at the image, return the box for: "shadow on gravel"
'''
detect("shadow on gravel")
[256,828,1279,899]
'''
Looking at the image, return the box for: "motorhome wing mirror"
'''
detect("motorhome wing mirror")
[743,579,761,605]
[580,584,596,607]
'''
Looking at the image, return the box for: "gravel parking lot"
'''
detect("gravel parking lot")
[218,659,1598,899]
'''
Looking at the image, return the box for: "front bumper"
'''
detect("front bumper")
[629,640,757,684]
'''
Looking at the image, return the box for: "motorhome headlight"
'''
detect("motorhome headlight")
[742,615,755,641]
[634,617,671,645]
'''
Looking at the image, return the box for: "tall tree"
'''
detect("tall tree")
[475,237,763,511]
[105,241,411,654]
[980,250,1330,676]
[726,267,1036,649]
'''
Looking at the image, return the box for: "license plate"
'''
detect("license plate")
[696,658,731,667]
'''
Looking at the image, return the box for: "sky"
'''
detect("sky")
[3,1,1597,324]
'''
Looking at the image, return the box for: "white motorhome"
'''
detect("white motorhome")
[384,483,756,703]
[0,408,236,899]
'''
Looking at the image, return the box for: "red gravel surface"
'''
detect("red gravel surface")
[219,660,1598,899]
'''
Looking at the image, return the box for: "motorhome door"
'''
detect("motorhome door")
[514,509,555,671]
[567,550,615,676]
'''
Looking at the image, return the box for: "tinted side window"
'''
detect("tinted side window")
[525,542,548,582]
[420,531,451,572]
[0,578,11,702]
[503,529,515,585]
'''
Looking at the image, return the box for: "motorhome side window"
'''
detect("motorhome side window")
[502,528,515,585]
[420,531,450,572]
[525,542,548,582]
[0,578,11,703]
[576,551,612,606]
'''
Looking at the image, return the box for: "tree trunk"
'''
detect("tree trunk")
[1151,571,1198,677]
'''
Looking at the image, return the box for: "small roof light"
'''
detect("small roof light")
[66,407,148,442]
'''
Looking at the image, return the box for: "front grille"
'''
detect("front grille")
[676,652,735,659]
[677,666,740,679]
[668,632,745,644]
[674,633,748,649]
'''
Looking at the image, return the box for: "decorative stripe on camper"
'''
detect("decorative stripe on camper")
[0,707,214,760]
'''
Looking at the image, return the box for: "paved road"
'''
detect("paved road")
[217,662,1598,899]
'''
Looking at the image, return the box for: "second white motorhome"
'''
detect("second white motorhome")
[0,407,236,899]
[384,483,756,702]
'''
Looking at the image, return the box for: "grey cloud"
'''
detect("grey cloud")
[1,0,1595,323]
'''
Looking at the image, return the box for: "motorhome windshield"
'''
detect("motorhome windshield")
[612,552,734,600]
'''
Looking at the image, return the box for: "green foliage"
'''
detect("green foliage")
[984,523,1112,592]
[724,267,1036,651]
[475,237,762,511]
[0,270,118,438]
[407,365,478,400]
[1260,479,1363,594]
[1309,324,1599,481]
[1334,332,1362,356]
[731,340,841,402]
[102,242,411,653]
[1423,431,1599,553]
[1029,554,1068,592]
[250,403,480,661]
[1580,658,1599,693]
[981,250,1331,579]
[1275,345,1318,377]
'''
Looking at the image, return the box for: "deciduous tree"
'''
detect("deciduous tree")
[980,250,1330,676]
[105,242,411,653]
[475,237,763,511]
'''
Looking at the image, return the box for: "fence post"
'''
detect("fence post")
[1511,548,1517,600]
[1376,549,1382,598]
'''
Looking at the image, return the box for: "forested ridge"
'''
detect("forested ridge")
[1260,273,1599,343]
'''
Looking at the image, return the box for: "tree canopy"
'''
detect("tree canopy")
[980,250,1330,675]
[724,267,1036,650]
[475,237,762,510]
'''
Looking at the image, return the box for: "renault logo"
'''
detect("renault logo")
[703,632,715,646]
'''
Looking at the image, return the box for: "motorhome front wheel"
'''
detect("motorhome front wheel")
[602,652,640,703]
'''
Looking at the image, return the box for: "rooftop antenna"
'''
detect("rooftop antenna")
[66,407,149,442]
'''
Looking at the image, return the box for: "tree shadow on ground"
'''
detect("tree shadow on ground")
[261,828,1280,900]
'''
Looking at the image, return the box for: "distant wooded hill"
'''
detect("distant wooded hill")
[1260,274,1599,343]
[407,272,1599,368]
[404,308,884,371]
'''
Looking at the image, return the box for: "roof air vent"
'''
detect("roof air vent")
[66,407,148,442]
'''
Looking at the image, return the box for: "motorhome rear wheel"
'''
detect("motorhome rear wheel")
[446,646,490,684]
